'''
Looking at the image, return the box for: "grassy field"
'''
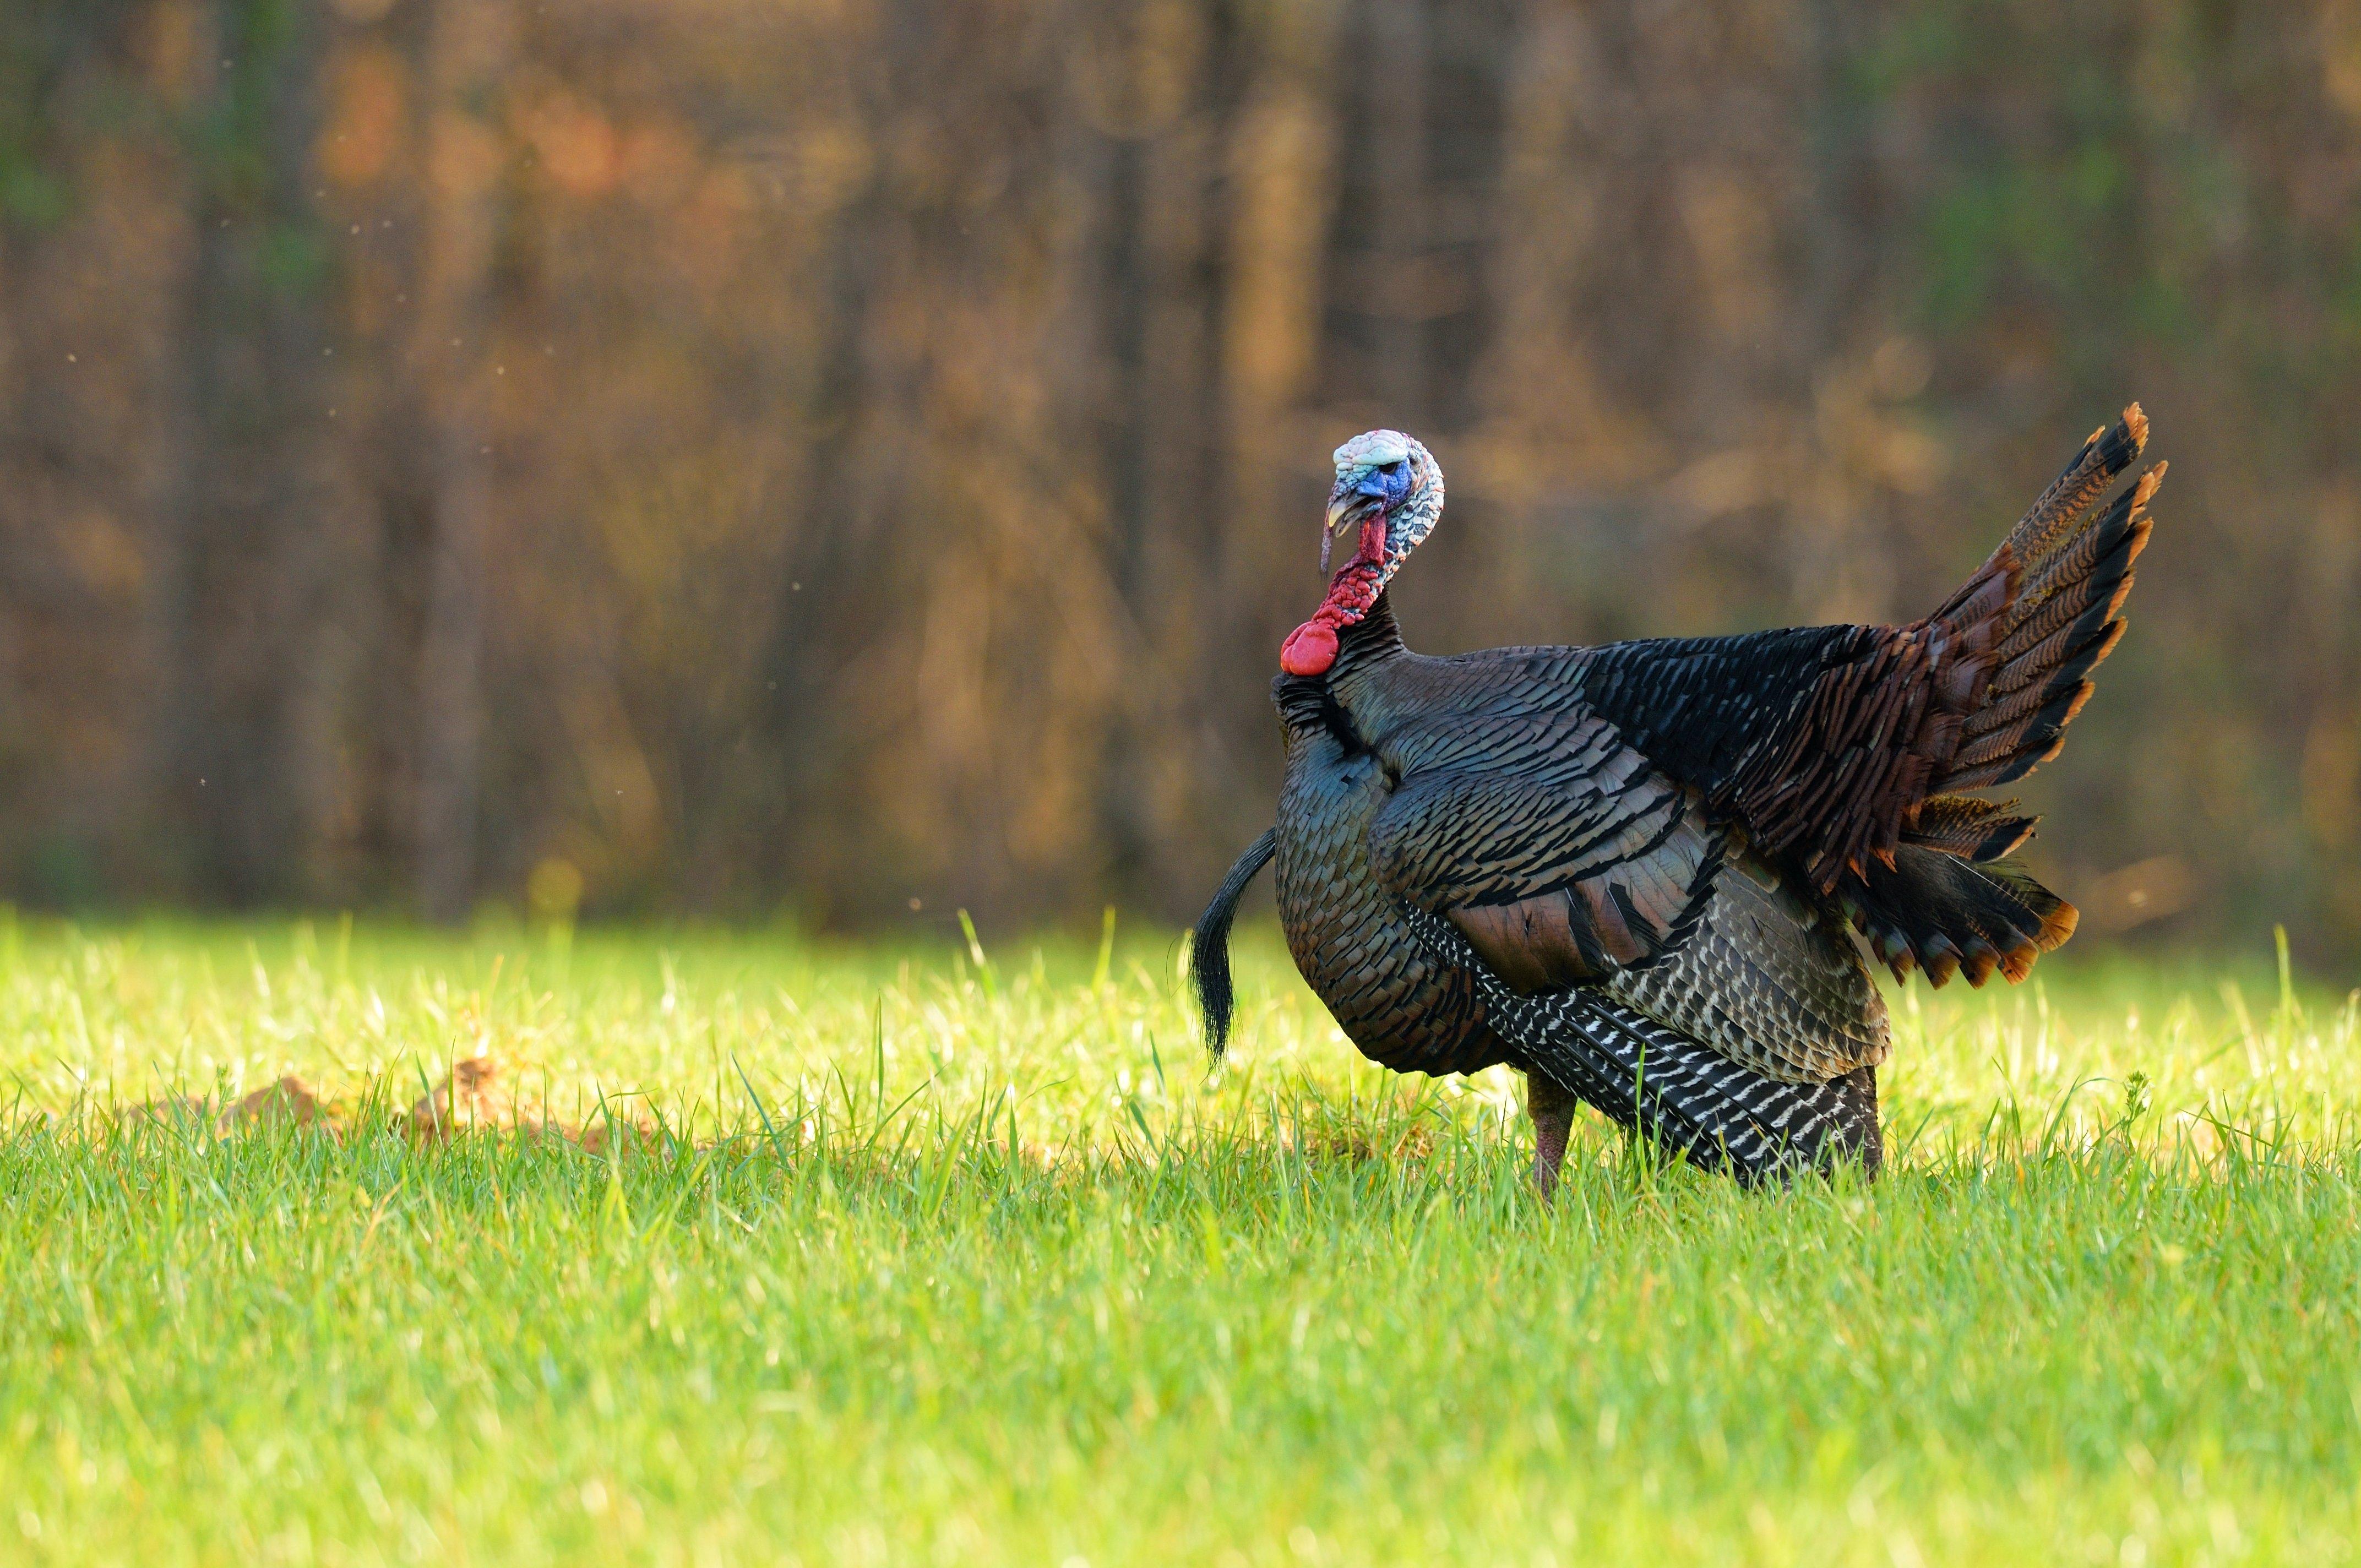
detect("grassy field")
[2,915,2358,1566]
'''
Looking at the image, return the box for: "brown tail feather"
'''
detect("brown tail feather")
[1928,409,2161,795]
[1963,660,2092,743]
[1841,848,2079,988]
[1836,407,2156,983]
[1707,406,2155,987]
[1997,402,2150,565]
[1905,795,2038,862]
[2010,466,2161,622]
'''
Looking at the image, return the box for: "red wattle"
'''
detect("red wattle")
[1280,619,1338,677]
[1279,520,1388,678]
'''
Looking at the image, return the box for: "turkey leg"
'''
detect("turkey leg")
[1526,1070,1578,1200]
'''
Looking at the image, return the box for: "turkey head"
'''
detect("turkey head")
[1280,430,1444,677]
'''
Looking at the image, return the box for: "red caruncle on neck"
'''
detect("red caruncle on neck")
[1280,517,1387,677]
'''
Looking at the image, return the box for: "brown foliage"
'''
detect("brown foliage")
[1,0,2357,957]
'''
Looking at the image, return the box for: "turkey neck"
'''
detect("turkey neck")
[1328,590,1405,679]
[1274,592,1408,753]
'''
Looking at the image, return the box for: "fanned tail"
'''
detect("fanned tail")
[1924,404,2162,794]
[1845,404,2161,985]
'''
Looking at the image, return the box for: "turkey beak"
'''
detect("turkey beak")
[1322,476,1386,573]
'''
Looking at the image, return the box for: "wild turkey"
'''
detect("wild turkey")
[1194,410,2162,1190]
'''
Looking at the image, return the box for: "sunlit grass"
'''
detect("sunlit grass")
[2,914,2358,1566]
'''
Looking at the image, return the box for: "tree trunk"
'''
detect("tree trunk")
[149,0,338,904]
[409,0,513,922]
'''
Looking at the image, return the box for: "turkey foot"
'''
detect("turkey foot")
[1526,1070,1578,1200]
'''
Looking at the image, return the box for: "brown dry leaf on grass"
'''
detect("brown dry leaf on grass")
[406,1055,665,1152]
[107,1058,674,1152]
[123,1075,333,1136]
[576,1104,665,1155]
[226,1075,330,1130]
[407,1054,542,1140]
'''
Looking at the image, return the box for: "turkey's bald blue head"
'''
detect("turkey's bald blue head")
[1281,430,1444,677]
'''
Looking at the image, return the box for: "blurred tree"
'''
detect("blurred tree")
[0,0,2354,962]
[407,0,510,921]
[150,0,346,904]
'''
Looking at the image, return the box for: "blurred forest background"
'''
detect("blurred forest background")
[1,0,2357,961]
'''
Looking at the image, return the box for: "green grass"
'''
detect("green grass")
[2,915,2359,1566]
